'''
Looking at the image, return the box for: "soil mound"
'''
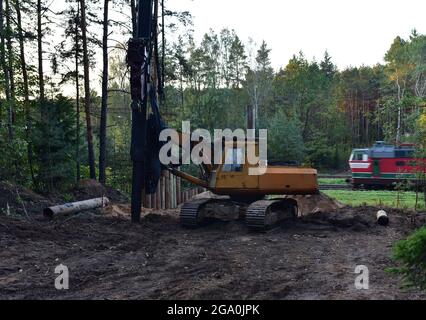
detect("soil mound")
[0,181,51,216]
[71,179,129,203]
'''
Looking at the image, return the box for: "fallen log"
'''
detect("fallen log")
[43,197,110,219]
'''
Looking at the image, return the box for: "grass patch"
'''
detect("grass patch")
[323,190,426,210]
[318,178,348,185]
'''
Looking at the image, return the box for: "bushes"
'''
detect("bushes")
[0,131,30,184]
[390,227,426,290]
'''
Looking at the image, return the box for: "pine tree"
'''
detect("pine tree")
[99,0,109,185]
[0,0,12,142]
[245,40,274,127]
[228,33,246,89]
[5,0,15,140]
[80,0,96,179]
[14,0,36,184]
[53,1,85,182]
[37,0,45,102]
[320,50,336,82]
[33,96,77,191]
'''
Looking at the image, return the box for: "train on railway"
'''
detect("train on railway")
[349,141,426,189]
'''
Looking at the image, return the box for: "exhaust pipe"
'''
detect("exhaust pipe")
[44,197,110,219]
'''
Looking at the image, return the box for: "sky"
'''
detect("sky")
[169,0,426,70]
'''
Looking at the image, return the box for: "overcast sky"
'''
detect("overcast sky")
[170,0,426,70]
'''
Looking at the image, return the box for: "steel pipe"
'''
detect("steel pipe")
[44,197,110,219]
[377,210,389,226]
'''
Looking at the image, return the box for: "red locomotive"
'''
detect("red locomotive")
[349,141,425,188]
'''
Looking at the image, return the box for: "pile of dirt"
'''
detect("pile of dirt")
[0,181,51,217]
[0,180,129,219]
[288,193,345,216]
[70,179,129,204]
[303,206,424,233]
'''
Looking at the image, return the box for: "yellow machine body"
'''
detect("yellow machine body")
[169,137,333,229]
[210,141,318,196]
[214,166,318,196]
[168,136,319,197]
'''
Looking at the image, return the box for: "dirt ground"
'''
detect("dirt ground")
[1,182,426,300]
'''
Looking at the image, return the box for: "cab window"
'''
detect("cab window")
[351,151,367,161]
[222,148,244,172]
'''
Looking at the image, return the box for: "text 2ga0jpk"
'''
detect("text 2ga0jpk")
[167,304,261,318]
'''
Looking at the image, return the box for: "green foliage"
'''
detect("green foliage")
[32,96,77,192]
[0,128,30,184]
[266,110,304,163]
[305,134,334,168]
[390,227,426,290]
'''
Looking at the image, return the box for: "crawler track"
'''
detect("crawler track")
[246,200,276,230]
[180,198,212,227]
[246,199,296,230]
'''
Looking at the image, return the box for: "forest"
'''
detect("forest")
[0,0,426,195]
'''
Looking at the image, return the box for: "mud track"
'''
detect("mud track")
[1,206,426,300]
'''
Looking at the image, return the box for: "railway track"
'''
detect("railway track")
[319,184,352,191]
[318,173,352,191]
[318,174,351,179]
[319,184,396,191]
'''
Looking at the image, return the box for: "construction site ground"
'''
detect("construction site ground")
[1,180,426,300]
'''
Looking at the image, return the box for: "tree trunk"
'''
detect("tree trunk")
[37,0,45,102]
[15,0,36,185]
[75,2,81,181]
[80,0,96,179]
[395,76,404,145]
[396,78,401,144]
[99,0,109,185]
[130,0,136,37]
[5,0,14,132]
[0,0,12,142]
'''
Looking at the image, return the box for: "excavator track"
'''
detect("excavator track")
[246,199,297,230]
[180,198,212,228]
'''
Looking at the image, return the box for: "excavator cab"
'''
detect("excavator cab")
[213,141,258,191]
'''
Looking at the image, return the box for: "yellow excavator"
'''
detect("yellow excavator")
[127,0,337,230]
[166,134,319,230]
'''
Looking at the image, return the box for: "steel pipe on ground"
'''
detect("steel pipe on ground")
[377,210,389,226]
[44,197,110,219]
